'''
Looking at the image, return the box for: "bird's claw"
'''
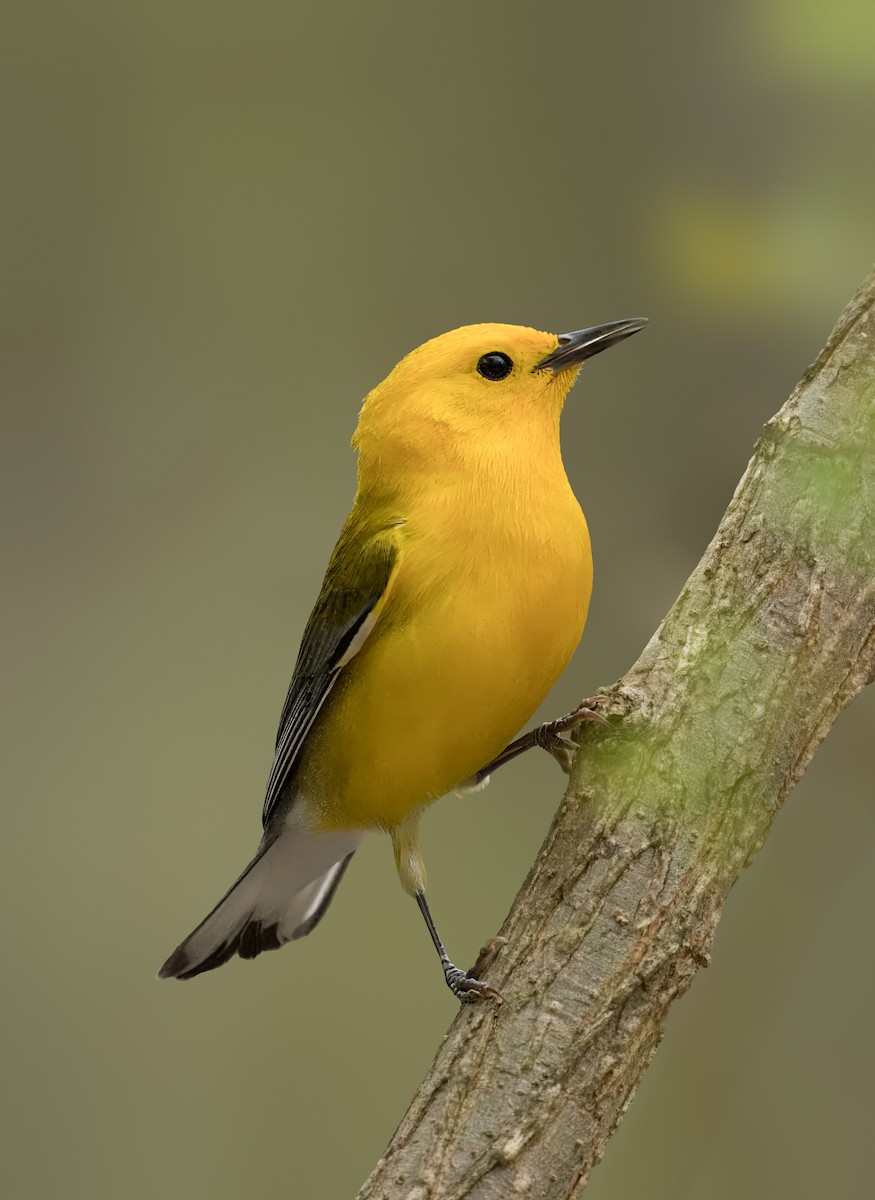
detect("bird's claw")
[546,736,576,774]
[444,954,505,1005]
[537,696,609,773]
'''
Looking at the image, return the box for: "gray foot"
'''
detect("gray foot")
[444,962,504,1004]
[472,695,610,784]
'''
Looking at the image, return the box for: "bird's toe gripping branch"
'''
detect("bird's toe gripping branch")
[471,695,610,784]
[416,892,506,1005]
[443,963,504,1005]
[444,936,508,1003]
[535,695,610,774]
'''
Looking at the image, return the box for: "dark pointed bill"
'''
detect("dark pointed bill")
[535,317,648,374]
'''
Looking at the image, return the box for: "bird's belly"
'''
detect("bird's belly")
[296,531,591,832]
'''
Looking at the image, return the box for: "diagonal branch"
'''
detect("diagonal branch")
[357,268,875,1200]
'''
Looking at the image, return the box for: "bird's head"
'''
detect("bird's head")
[352,319,647,479]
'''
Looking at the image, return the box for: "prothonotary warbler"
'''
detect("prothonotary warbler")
[159,318,647,1001]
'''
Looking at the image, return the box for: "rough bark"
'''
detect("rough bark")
[357,268,875,1200]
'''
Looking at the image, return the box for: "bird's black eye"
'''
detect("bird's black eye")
[477,352,513,381]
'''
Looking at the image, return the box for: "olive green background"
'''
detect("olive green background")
[4,3,874,1197]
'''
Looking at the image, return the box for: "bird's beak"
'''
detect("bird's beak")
[534,317,648,374]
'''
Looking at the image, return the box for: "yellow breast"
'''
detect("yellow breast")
[297,475,591,832]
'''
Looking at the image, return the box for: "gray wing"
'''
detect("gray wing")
[262,525,399,828]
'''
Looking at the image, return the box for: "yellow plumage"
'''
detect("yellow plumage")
[299,324,591,836]
[159,317,645,998]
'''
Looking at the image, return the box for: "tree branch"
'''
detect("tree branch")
[357,268,875,1200]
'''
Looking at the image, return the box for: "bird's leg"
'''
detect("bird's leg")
[415,892,504,1004]
[470,695,609,786]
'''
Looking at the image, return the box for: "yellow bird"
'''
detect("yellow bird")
[159,318,646,1000]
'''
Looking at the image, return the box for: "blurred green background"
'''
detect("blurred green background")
[4,2,874,1197]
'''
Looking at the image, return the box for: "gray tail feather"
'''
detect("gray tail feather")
[158,828,361,981]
